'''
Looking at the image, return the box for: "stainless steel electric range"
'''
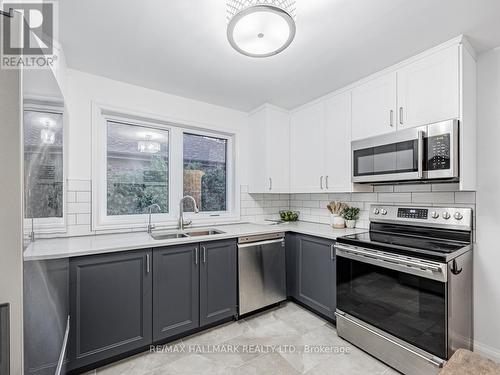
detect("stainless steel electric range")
[335,205,473,375]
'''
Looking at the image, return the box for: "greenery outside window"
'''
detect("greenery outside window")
[183,133,227,212]
[92,105,237,231]
[106,121,169,216]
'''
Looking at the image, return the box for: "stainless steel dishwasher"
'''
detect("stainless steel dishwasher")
[238,232,286,316]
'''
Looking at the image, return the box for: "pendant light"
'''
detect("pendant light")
[227,0,296,58]
[137,135,160,154]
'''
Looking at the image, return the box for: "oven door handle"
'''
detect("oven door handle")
[335,244,447,282]
[336,244,442,272]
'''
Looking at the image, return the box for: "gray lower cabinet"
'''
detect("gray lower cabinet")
[292,234,336,319]
[69,250,152,370]
[153,244,199,342]
[0,303,9,375]
[199,240,237,326]
[66,238,243,371]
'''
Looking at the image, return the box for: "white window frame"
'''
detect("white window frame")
[23,99,67,234]
[92,102,240,231]
[180,128,234,223]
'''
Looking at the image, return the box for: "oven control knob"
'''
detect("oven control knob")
[380,209,388,215]
[431,211,439,219]
[442,212,451,220]
[373,208,380,215]
[454,212,463,220]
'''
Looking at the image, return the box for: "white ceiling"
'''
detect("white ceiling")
[60,0,500,112]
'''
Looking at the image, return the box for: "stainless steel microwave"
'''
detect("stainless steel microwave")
[352,120,459,184]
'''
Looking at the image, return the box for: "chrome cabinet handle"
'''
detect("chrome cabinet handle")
[269,177,272,191]
[195,247,198,265]
[330,243,335,260]
[399,107,404,125]
[202,246,207,263]
[390,110,394,127]
[325,175,329,190]
[146,254,150,273]
[320,176,324,190]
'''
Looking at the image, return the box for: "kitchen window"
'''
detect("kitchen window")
[23,107,65,232]
[92,105,237,230]
[106,121,169,216]
[183,133,227,212]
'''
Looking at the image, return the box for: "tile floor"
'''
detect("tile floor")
[86,302,399,375]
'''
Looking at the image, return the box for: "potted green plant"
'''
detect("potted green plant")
[342,207,360,229]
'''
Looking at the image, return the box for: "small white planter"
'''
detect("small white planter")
[345,220,356,229]
[331,214,345,229]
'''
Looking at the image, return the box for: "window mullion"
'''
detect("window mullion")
[169,128,184,223]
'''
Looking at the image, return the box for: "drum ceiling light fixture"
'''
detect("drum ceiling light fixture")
[226,0,296,58]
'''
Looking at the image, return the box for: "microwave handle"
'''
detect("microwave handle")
[417,130,424,179]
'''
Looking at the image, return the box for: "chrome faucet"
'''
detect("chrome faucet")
[147,204,161,234]
[179,195,199,230]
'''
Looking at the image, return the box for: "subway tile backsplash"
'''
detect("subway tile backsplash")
[287,184,476,231]
[66,179,93,237]
[42,181,475,239]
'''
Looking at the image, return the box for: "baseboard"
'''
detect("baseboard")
[474,340,500,363]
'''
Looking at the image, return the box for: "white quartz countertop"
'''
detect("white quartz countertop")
[23,221,367,261]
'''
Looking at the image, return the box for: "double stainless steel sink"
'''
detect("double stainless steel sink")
[150,228,225,241]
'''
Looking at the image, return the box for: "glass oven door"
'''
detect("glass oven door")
[336,244,447,359]
[352,128,424,183]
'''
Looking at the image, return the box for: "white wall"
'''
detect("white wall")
[474,47,500,361]
[66,68,248,181]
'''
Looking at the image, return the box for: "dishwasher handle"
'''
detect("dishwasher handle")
[237,238,285,249]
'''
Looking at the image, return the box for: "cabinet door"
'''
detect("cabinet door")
[153,245,199,342]
[352,72,397,140]
[295,235,336,319]
[324,92,352,192]
[200,240,237,326]
[290,102,325,192]
[247,108,268,193]
[266,108,290,193]
[248,106,290,193]
[69,250,152,370]
[397,45,460,129]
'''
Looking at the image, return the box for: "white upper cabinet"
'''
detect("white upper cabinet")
[266,108,290,192]
[352,72,397,140]
[324,92,352,192]
[247,105,290,193]
[290,101,325,193]
[249,37,476,194]
[397,45,460,129]
[290,93,355,193]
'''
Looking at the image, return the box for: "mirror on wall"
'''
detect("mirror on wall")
[23,66,70,375]
[23,67,66,243]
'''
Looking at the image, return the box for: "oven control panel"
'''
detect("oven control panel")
[397,208,428,219]
[370,205,472,230]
